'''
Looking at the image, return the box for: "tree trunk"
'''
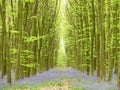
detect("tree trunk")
[14,0,23,80]
[91,0,95,76]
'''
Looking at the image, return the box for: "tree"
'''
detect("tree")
[97,0,105,79]
[14,0,23,80]
[91,0,95,76]
[0,0,11,84]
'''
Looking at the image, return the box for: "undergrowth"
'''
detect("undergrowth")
[2,81,85,90]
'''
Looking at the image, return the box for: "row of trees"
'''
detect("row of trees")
[66,0,120,87]
[0,0,60,84]
[0,0,120,88]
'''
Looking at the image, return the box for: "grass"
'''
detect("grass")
[2,81,85,90]
[72,87,85,90]
[2,84,30,90]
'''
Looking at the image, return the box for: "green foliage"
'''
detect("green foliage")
[76,39,84,43]
[2,81,85,90]
[30,0,35,3]
[24,35,47,42]
[3,84,29,90]
[31,15,38,19]
[10,58,17,64]
[72,87,85,90]
[21,50,34,60]
[79,64,91,67]
[21,63,36,68]
[22,50,34,54]
[24,36,38,42]
[25,0,35,3]
[11,48,18,54]
[38,81,63,87]
[25,0,29,2]
[11,30,19,34]
[3,82,63,90]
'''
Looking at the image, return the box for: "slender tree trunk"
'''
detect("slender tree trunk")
[91,0,95,76]
[97,0,105,79]
[107,0,113,81]
[14,0,23,80]
[1,0,7,78]
[96,0,100,77]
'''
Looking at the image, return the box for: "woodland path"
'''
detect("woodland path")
[0,67,118,90]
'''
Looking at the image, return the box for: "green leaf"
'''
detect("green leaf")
[31,15,38,19]
[30,0,35,3]
[38,35,48,39]
[23,50,34,54]
[25,36,37,42]
[11,30,19,34]
[23,70,27,73]
[11,48,18,54]
[28,54,34,59]
[10,58,17,63]
[72,87,85,90]
[21,64,36,68]
[79,64,90,67]
[25,0,29,2]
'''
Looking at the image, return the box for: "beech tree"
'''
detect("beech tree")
[0,0,120,88]
[66,0,120,87]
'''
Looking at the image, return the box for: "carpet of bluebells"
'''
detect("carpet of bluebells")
[0,67,119,90]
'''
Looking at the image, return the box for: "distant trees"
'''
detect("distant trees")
[66,0,120,87]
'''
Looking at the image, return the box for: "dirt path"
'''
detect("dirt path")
[40,79,71,90]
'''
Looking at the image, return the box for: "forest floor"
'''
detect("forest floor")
[0,67,119,90]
